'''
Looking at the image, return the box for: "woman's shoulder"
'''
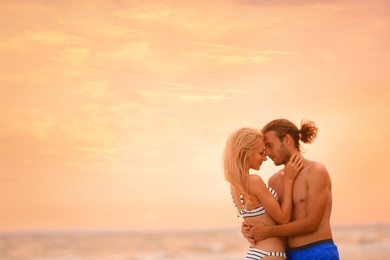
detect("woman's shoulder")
[248,173,263,182]
[247,174,266,190]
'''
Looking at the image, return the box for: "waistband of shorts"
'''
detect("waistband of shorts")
[287,239,334,252]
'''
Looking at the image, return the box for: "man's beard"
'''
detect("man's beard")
[279,144,291,166]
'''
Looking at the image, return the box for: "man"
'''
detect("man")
[242,119,339,259]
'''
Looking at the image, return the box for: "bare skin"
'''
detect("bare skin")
[242,131,334,248]
[231,142,303,258]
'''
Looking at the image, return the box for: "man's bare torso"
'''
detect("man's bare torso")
[269,158,334,247]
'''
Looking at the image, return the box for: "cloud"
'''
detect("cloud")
[54,47,90,67]
[86,24,145,39]
[114,2,231,42]
[97,41,150,63]
[315,49,340,62]
[107,102,158,117]
[115,4,171,20]
[80,104,100,113]
[3,109,54,140]
[188,43,297,65]
[21,30,83,45]
[140,81,254,103]
[59,116,114,142]
[68,79,112,99]
[140,89,229,103]
[234,0,350,7]
[0,31,83,53]
[56,14,146,39]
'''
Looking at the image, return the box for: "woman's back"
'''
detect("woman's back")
[231,184,286,252]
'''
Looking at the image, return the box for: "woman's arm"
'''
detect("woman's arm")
[249,153,302,224]
[248,164,330,240]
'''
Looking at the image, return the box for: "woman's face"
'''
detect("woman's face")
[249,142,267,171]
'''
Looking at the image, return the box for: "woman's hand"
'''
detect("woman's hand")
[284,152,303,181]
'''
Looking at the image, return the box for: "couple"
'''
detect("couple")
[223,119,339,259]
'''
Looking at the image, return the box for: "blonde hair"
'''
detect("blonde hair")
[223,127,263,202]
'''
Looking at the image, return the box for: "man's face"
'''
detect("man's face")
[264,130,290,166]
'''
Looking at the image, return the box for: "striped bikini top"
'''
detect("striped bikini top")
[236,187,278,218]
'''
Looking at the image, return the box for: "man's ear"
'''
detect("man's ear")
[284,134,292,146]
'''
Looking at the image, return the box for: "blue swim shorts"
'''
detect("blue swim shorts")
[287,239,339,260]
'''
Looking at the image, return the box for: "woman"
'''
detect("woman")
[223,127,303,259]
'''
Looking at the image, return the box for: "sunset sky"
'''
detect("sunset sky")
[0,0,389,231]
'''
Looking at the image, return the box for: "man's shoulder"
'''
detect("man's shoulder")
[303,160,330,180]
[269,169,285,181]
[305,159,327,171]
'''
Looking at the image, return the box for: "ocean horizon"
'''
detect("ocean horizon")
[1,224,389,260]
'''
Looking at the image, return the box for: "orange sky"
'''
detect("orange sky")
[0,0,389,231]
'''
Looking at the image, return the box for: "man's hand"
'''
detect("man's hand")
[241,221,270,243]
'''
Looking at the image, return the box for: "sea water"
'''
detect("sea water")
[0,225,389,260]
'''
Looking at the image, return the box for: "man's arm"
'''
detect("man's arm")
[248,164,330,240]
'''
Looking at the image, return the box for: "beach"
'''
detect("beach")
[0,224,389,260]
